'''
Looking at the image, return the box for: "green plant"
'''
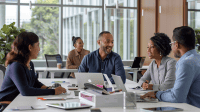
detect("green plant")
[0,22,26,65]
[194,29,200,45]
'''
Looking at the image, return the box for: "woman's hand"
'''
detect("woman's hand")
[55,86,67,95]
[142,80,153,90]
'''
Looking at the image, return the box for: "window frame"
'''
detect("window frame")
[0,0,138,61]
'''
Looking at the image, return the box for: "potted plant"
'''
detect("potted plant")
[194,29,200,52]
[0,22,26,65]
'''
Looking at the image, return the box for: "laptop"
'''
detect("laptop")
[112,74,158,102]
[131,57,146,68]
[75,73,104,89]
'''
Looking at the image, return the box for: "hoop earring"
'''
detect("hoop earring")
[160,52,162,56]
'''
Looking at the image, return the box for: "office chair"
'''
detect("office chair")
[44,54,65,78]
[0,101,11,112]
[0,65,6,90]
[128,71,143,83]
[0,66,10,112]
[0,65,6,77]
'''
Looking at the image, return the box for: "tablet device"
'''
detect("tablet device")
[46,102,92,110]
[141,107,183,112]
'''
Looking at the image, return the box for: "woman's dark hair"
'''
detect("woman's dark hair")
[72,36,82,47]
[150,33,172,56]
[173,26,195,49]
[5,32,39,67]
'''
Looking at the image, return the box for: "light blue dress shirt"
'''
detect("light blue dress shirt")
[156,49,200,108]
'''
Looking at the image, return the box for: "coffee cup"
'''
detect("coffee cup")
[57,63,62,69]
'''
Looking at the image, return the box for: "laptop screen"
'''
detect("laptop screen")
[131,57,145,68]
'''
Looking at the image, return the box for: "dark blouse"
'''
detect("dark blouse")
[0,61,55,101]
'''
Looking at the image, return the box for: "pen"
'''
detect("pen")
[145,80,149,84]
[109,89,122,94]
[37,97,66,100]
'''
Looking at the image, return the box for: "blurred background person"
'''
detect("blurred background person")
[66,36,90,78]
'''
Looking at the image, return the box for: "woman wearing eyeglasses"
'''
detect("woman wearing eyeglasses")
[66,36,90,78]
[138,33,177,91]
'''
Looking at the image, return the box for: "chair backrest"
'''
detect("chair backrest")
[44,54,62,67]
[0,65,6,77]
[0,65,6,89]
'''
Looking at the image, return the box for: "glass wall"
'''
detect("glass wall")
[0,0,138,61]
[20,6,59,60]
[188,0,200,53]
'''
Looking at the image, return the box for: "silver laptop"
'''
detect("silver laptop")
[75,73,104,89]
[112,74,158,102]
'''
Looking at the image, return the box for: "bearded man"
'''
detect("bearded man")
[78,31,126,84]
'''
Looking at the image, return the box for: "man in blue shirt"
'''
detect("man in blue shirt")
[141,26,200,108]
[78,31,126,84]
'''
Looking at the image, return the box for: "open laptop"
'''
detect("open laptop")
[75,73,104,89]
[112,74,158,102]
[131,57,146,68]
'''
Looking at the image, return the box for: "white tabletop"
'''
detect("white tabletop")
[35,67,78,72]
[4,79,200,112]
[124,66,149,70]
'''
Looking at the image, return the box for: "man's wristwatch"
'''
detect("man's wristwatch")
[46,86,52,89]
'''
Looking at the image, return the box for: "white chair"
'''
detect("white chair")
[0,65,6,89]
[0,71,3,89]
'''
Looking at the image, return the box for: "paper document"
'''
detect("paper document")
[9,105,46,111]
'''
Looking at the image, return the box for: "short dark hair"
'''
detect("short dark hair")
[5,32,39,67]
[150,33,172,56]
[173,26,195,49]
[98,31,111,40]
[72,36,82,47]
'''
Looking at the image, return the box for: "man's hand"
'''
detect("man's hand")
[140,91,157,99]
[142,80,153,90]
[55,86,67,95]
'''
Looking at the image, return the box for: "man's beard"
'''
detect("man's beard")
[174,50,181,58]
[102,46,112,54]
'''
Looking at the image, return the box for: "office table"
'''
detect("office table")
[124,66,149,82]
[4,79,200,112]
[35,67,78,79]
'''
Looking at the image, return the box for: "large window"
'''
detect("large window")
[188,0,200,53]
[0,0,138,61]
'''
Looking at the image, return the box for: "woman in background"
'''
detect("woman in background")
[66,36,90,78]
[0,32,66,103]
[138,33,177,91]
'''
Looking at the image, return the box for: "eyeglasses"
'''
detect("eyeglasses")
[169,41,176,46]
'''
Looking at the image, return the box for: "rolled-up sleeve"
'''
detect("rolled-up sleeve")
[153,59,176,91]
[156,61,195,103]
